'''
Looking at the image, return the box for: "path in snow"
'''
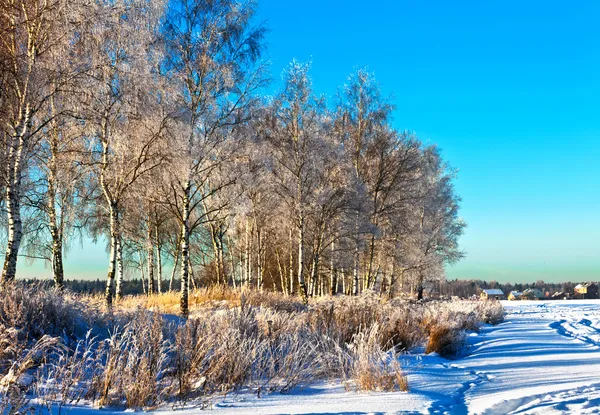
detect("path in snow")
[456,300,600,414]
[202,300,600,415]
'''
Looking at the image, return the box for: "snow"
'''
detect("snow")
[202,300,600,415]
[39,300,600,414]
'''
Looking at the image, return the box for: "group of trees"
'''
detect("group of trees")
[0,0,465,315]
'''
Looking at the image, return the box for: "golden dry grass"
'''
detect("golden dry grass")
[115,286,306,314]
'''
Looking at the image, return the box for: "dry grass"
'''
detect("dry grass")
[0,283,504,410]
[348,324,408,392]
[425,324,464,356]
[116,286,305,315]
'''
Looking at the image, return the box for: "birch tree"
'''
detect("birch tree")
[162,0,266,316]
[334,69,393,295]
[262,61,327,304]
[404,146,465,299]
[81,0,168,306]
[0,0,86,284]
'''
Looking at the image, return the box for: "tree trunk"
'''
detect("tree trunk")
[51,236,64,289]
[352,212,360,296]
[180,181,191,316]
[276,248,286,294]
[115,236,124,299]
[330,241,336,296]
[400,267,405,292]
[365,232,377,290]
[297,215,308,304]
[189,255,197,290]
[2,188,22,284]
[100,132,119,306]
[227,234,236,288]
[289,227,294,295]
[169,242,179,292]
[388,262,397,299]
[1,117,27,284]
[208,219,222,285]
[352,246,359,296]
[310,225,325,297]
[156,223,162,294]
[48,191,64,289]
[310,251,319,297]
[139,250,146,295]
[244,219,250,286]
[147,213,155,295]
[256,227,263,290]
[104,202,119,307]
[417,270,424,300]
[47,139,64,289]
[217,227,225,285]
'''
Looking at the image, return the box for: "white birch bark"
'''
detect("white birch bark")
[179,181,191,316]
[1,106,29,284]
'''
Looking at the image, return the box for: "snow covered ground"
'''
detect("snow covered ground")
[202,300,600,415]
[65,300,600,414]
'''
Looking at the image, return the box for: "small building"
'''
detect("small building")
[522,288,544,300]
[574,283,599,299]
[480,289,505,300]
[508,291,522,301]
[551,291,569,300]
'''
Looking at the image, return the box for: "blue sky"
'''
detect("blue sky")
[19,0,600,283]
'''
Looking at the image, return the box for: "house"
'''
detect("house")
[522,288,544,300]
[574,283,599,299]
[480,289,505,300]
[508,291,522,301]
[551,291,569,300]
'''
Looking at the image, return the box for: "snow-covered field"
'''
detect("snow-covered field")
[64,300,600,414]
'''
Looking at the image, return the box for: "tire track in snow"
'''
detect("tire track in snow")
[549,318,600,347]
[460,301,600,414]
[484,382,600,414]
[428,364,493,415]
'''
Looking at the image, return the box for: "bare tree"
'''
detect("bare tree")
[402,146,466,300]
[0,0,87,284]
[334,69,393,295]
[162,0,266,316]
[80,0,168,306]
[261,61,328,304]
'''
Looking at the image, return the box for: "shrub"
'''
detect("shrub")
[348,324,408,392]
[425,324,465,357]
[97,310,171,408]
[0,283,106,343]
[479,301,505,325]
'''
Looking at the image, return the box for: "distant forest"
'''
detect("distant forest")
[22,278,594,299]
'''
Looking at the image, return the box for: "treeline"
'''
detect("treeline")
[22,278,181,296]
[440,279,592,298]
[28,278,585,300]
[0,0,464,314]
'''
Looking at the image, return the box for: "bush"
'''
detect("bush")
[348,324,408,392]
[479,301,505,325]
[0,282,107,344]
[95,310,171,408]
[425,324,465,357]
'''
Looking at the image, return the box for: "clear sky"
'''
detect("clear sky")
[19,0,600,283]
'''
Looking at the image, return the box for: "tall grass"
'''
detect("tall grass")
[0,283,503,411]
